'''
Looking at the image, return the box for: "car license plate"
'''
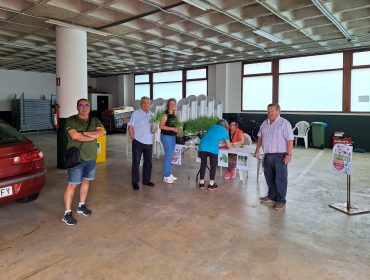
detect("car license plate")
[0,186,13,198]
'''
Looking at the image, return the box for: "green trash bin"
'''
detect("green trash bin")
[311,122,328,149]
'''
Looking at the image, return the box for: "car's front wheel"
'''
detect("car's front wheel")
[17,192,39,203]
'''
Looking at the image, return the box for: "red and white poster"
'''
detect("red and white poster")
[332,144,352,175]
[172,145,184,165]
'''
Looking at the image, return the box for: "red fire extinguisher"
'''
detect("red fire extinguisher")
[53,104,60,129]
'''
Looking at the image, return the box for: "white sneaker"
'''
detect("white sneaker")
[163,177,174,184]
[170,174,178,181]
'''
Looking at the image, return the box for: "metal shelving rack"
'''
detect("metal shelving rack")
[11,93,53,132]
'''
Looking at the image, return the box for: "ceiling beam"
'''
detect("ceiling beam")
[97,2,185,30]
[310,0,353,40]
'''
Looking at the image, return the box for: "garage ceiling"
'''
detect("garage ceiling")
[0,0,370,77]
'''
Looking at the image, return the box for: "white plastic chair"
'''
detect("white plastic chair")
[215,101,223,119]
[152,123,164,158]
[177,98,189,121]
[149,98,164,113]
[238,133,252,180]
[187,95,198,119]
[207,96,215,117]
[197,94,207,117]
[147,99,163,157]
[292,121,310,149]
[243,133,252,146]
[149,102,156,113]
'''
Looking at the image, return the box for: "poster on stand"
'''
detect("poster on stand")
[218,149,229,167]
[172,145,184,165]
[332,144,352,175]
[236,152,249,170]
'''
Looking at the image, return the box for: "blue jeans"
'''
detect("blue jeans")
[68,160,96,185]
[263,153,288,204]
[160,134,176,177]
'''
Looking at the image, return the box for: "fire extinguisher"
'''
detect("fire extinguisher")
[53,104,60,129]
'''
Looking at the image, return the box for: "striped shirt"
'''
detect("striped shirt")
[257,116,294,153]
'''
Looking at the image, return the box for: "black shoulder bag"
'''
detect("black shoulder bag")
[64,118,91,168]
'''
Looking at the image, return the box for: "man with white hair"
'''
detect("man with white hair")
[255,103,294,210]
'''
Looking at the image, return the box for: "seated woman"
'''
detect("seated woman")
[224,119,244,179]
[198,119,231,191]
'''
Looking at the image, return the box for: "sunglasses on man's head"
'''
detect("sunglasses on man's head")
[78,104,90,108]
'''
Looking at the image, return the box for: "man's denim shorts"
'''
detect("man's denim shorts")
[68,160,96,185]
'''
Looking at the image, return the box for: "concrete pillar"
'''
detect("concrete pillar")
[124,74,135,107]
[55,27,87,168]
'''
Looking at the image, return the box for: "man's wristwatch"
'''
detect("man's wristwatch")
[285,153,292,157]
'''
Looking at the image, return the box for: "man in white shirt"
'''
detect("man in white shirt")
[128,96,155,190]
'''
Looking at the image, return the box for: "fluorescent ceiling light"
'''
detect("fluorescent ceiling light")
[311,0,351,40]
[45,19,110,37]
[183,0,211,11]
[161,47,193,56]
[253,29,283,43]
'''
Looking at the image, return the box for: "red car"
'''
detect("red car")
[0,120,46,204]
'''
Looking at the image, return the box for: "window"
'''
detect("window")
[153,82,182,100]
[152,70,182,100]
[242,76,272,110]
[185,68,207,97]
[135,84,150,101]
[135,68,207,100]
[186,80,207,97]
[242,62,272,110]
[153,70,182,83]
[241,51,370,113]
[353,51,370,66]
[351,69,370,112]
[135,74,149,83]
[244,62,271,75]
[0,122,24,144]
[187,68,206,79]
[279,71,342,111]
[279,52,343,111]
[134,74,149,100]
[279,53,343,73]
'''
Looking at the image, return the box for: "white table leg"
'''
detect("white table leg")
[125,133,130,157]
[256,156,263,182]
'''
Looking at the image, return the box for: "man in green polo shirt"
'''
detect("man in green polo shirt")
[62,98,104,226]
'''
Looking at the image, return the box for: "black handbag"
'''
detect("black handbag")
[64,118,91,168]
[64,146,81,168]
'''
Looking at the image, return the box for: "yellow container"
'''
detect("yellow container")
[96,133,106,163]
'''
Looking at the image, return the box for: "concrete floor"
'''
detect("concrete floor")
[1,132,370,280]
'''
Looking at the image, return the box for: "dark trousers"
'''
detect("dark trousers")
[131,139,153,185]
[199,151,218,181]
[263,153,288,204]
